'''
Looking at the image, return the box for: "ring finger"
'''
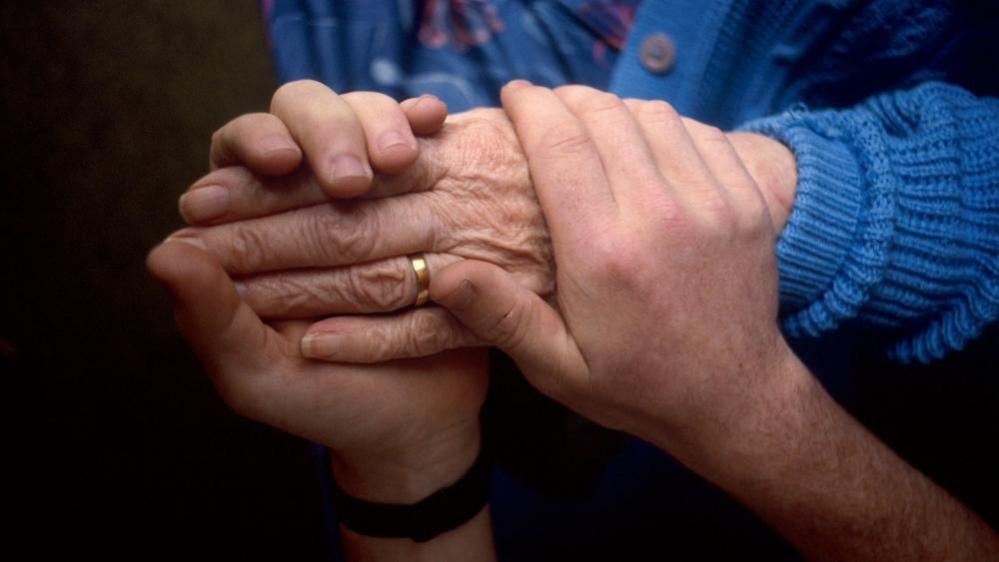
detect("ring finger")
[236,253,462,319]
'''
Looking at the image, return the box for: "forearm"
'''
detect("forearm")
[331,421,496,562]
[661,352,999,561]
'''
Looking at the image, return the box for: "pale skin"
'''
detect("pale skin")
[159,80,999,559]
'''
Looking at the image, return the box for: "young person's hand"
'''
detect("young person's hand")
[431,81,999,562]
[183,78,449,219]
[431,82,789,449]
[147,239,488,507]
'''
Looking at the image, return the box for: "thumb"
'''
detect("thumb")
[431,260,587,398]
[146,237,278,379]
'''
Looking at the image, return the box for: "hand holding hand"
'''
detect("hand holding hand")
[432,83,796,467]
[147,234,488,505]
[200,79,449,198]
[174,82,796,367]
[173,84,552,362]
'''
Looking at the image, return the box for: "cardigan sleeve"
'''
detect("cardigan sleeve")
[740,82,999,363]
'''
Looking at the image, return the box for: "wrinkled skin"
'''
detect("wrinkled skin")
[175,108,555,361]
[152,89,494,508]
[176,104,795,364]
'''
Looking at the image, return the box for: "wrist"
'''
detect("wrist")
[649,338,816,480]
[679,345,827,487]
[330,417,482,504]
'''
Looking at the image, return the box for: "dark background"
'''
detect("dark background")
[2,2,331,558]
[2,2,997,560]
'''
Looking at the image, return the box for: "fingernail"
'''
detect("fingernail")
[257,134,299,155]
[505,79,533,91]
[178,185,229,223]
[301,332,341,359]
[330,154,369,184]
[377,130,410,152]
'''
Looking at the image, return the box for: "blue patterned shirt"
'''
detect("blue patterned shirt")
[262,0,641,110]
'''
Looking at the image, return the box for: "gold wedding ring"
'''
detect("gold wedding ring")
[409,254,430,307]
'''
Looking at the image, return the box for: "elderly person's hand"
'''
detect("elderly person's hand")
[173,82,797,364]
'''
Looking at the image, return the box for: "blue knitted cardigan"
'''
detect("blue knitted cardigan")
[264,0,999,363]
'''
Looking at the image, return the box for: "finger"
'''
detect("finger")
[209,113,303,175]
[681,117,764,210]
[299,307,482,363]
[500,80,616,248]
[400,94,449,136]
[341,91,420,174]
[270,80,373,197]
[554,86,665,207]
[145,239,284,382]
[180,167,327,225]
[179,152,441,226]
[236,253,462,319]
[624,99,725,209]
[174,197,437,275]
[431,259,588,400]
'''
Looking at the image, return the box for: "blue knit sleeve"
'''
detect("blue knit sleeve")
[741,82,999,363]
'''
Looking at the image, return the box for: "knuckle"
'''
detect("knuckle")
[742,189,769,221]
[260,274,331,317]
[692,197,743,241]
[369,337,396,362]
[342,90,394,107]
[636,99,681,124]
[695,125,731,150]
[735,194,773,236]
[269,81,299,113]
[595,241,645,286]
[403,310,452,357]
[345,260,410,311]
[270,79,324,113]
[303,206,378,263]
[254,277,300,315]
[553,84,595,104]
[642,195,686,233]
[575,91,625,117]
[488,297,533,351]
[227,223,269,272]
[702,194,737,226]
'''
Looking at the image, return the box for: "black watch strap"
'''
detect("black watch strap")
[330,443,492,543]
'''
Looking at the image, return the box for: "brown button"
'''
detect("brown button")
[639,33,676,75]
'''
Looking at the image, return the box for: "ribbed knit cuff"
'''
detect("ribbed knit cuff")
[743,85,999,363]
[741,110,866,336]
